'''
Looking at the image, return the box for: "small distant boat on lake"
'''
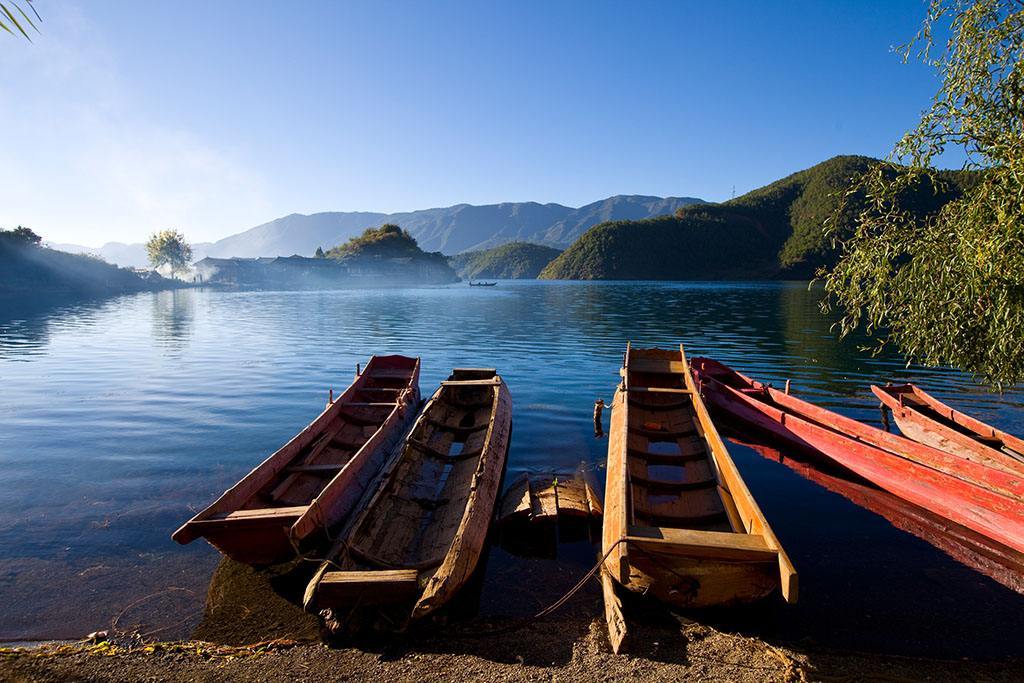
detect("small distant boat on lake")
[304,368,512,631]
[468,281,497,287]
[602,344,796,652]
[873,383,1024,474]
[172,355,421,565]
[691,357,1024,555]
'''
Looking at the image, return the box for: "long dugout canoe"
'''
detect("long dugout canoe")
[690,357,1024,555]
[304,368,512,632]
[172,355,421,565]
[602,344,796,618]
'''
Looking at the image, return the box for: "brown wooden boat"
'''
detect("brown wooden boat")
[872,383,1024,475]
[172,355,421,565]
[602,345,796,631]
[303,368,512,631]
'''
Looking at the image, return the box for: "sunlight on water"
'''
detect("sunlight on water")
[1,282,1023,650]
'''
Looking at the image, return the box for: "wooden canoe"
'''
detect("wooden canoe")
[172,355,421,565]
[736,436,1024,597]
[602,344,797,614]
[690,357,1024,555]
[872,383,1024,474]
[303,368,512,630]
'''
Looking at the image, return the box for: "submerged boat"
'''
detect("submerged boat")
[872,383,1024,474]
[602,345,797,618]
[691,357,1024,555]
[303,368,512,631]
[172,355,421,565]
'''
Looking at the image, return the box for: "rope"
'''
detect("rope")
[434,538,627,639]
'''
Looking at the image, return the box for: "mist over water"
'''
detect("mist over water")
[1,282,1023,653]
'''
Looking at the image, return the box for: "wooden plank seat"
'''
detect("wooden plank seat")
[629,399,691,411]
[407,438,484,462]
[627,387,692,394]
[369,369,415,379]
[633,509,729,529]
[626,526,778,562]
[629,359,687,375]
[317,569,421,604]
[337,410,386,427]
[627,448,706,465]
[628,425,697,440]
[628,475,718,493]
[345,402,399,408]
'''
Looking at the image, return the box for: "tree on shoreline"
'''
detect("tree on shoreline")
[146,230,193,279]
[824,0,1024,387]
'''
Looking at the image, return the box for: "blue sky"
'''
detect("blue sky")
[1,1,945,246]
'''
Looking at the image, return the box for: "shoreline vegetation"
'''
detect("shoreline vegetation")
[4,155,973,302]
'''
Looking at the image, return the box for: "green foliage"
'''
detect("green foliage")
[0,225,42,246]
[540,155,973,281]
[146,230,193,277]
[450,242,561,279]
[0,0,39,41]
[324,223,455,278]
[326,224,422,259]
[823,0,1024,386]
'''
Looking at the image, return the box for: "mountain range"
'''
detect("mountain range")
[50,195,704,268]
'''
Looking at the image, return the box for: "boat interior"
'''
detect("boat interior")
[343,368,500,573]
[239,356,418,512]
[625,350,741,534]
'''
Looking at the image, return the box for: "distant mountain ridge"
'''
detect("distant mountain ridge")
[51,194,704,267]
[540,156,974,281]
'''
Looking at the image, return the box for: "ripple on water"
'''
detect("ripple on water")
[1,282,1023,653]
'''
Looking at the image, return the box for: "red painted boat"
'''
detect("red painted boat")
[735,436,1024,597]
[872,383,1024,475]
[173,355,421,565]
[690,357,1024,555]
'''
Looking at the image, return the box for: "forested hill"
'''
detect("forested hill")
[540,156,973,281]
[449,242,561,279]
[0,228,175,297]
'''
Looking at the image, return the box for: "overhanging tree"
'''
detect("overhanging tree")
[823,0,1024,387]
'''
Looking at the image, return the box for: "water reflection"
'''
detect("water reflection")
[151,289,195,351]
[1,281,1024,651]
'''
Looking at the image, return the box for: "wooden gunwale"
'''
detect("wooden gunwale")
[171,355,421,564]
[601,344,797,612]
[691,357,1024,555]
[873,383,1024,473]
[303,369,512,626]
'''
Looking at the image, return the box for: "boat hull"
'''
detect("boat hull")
[305,369,513,630]
[602,345,795,613]
[623,546,780,608]
[873,384,1024,475]
[692,358,1024,556]
[173,355,421,566]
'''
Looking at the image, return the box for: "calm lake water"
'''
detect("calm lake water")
[2,281,1024,656]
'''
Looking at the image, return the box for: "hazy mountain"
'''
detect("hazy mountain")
[47,195,704,267]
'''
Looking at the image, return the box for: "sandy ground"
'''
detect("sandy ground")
[3,556,1023,682]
